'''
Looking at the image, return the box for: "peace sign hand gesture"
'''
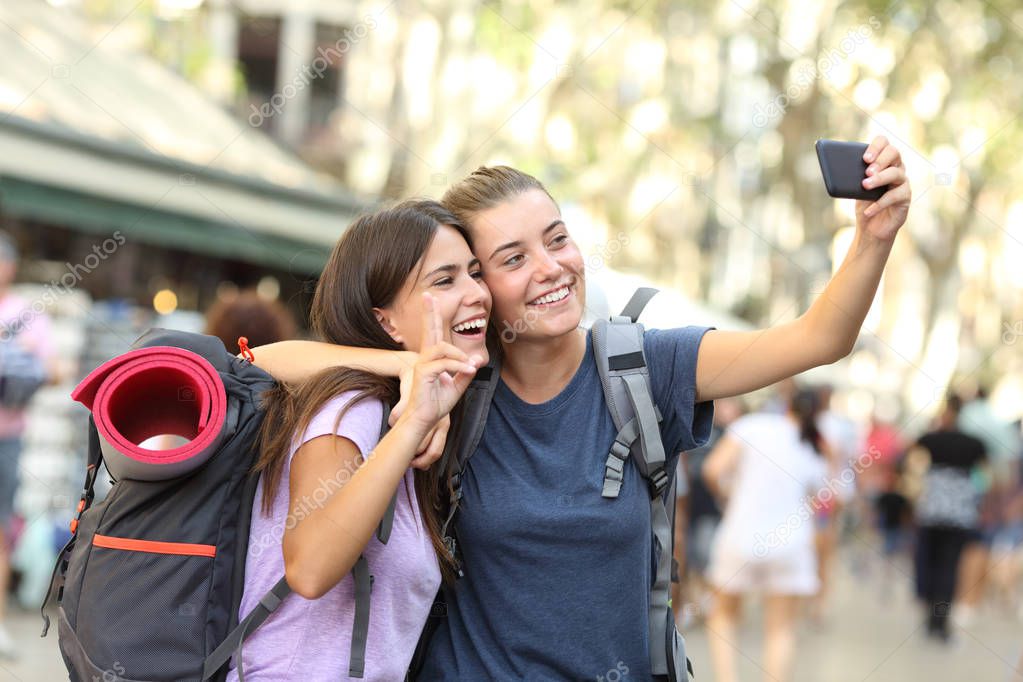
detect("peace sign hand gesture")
[398,293,482,438]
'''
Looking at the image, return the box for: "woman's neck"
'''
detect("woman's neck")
[499,327,587,404]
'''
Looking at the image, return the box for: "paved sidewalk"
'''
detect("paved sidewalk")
[0,550,1020,681]
[682,555,1023,682]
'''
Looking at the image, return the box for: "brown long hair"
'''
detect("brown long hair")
[255,199,467,582]
[790,388,825,456]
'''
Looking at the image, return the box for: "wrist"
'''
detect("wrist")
[395,351,418,378]
[393,408,433,442]
[852,224,896,254]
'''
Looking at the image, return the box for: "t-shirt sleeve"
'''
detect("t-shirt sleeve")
[644,326,715,454]
[295,390,385,458]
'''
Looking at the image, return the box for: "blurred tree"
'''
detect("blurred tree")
[73,0,1023,419]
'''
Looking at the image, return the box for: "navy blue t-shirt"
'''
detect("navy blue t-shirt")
[419,326,713,681]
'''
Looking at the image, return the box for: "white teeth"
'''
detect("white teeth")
[529,286,569,305]
[452,318,485,333]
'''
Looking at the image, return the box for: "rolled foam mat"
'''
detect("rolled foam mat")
[71,346,228,481]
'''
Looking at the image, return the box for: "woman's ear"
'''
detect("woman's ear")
[372,307,403,344]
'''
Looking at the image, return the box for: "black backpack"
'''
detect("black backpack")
[42,328,395,681]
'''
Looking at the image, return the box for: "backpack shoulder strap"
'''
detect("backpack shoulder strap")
[618,286,659,324]
[592,287,666,498]
[438,349,501,577]
[202,576,292,680]
[40,415,104,636]
[376,402,397,544]
[593,288,686,678]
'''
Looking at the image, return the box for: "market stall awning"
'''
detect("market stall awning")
[0,0,364,273]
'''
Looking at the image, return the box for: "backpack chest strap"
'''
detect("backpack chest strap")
[601,406,663,499]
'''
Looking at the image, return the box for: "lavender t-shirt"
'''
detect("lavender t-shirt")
[227,391,441,681]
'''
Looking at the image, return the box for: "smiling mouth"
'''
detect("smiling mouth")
[452,316,487,337]
[527,284,572,306]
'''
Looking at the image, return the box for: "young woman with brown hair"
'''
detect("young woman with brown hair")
[227,200,489,681]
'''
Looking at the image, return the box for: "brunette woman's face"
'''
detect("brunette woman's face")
[375,225,491,362]
[469,189,585,344]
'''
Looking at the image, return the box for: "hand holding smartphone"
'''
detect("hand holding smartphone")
[815,139,889,201]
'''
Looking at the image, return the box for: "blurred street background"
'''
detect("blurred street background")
[0,0,1021,679]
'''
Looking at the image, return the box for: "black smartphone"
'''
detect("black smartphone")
[815,139,887,201]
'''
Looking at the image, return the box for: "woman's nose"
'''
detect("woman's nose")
[535,252,563,280]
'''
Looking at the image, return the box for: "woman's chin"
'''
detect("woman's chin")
[451,333,489,362]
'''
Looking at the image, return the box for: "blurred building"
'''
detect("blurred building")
[0,0,366,323]
[0,0,370,554]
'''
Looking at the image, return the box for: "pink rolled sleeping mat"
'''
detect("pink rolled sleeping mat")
[71,346,228,481]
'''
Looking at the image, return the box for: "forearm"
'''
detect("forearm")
[247,340,415,383]
[802,228,894,361]
[283,417,427,597]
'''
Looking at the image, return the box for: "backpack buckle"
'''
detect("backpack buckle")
[443,536,465,579]
[609,439,631,461]
[648,466,669,498]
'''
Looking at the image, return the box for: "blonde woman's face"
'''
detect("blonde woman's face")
[469,189,585,345]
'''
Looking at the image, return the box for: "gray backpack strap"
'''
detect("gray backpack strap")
[619,286,659,323]
[592,288,666,499]
[349,401,398,677]
[348,555,373,677]
[439,353,501,577]
[592,288,691,679]
[377,403,397,544]
[202,576,292,680]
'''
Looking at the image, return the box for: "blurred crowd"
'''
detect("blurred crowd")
[0,231,1020,679]
[673,382,1023,681]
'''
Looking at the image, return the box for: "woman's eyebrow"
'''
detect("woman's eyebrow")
[488,240,521,262]
[488,220,564,261]
[422,263,458,280]
[542,219,565,236]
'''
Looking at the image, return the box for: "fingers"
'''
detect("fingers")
[862,166,906,191]
[862,135,889,164]
[389,395,406,426]
[864,181,911,217]
[866,143,902,175]
[391,364,416,426]
[419,358,480,379]
[410,416,450,470]
[419,341,470,364]
[421,292,443,349]
[450,367,476,395]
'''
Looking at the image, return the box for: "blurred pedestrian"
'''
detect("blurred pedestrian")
[813,384,859,620]
[874,465,912,599]
[0,232,56,659]
[673,397,744,628]
[911,396,987,643]
[703,388,830,682]
[203,289,298,353]
[954,388,1021,621]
